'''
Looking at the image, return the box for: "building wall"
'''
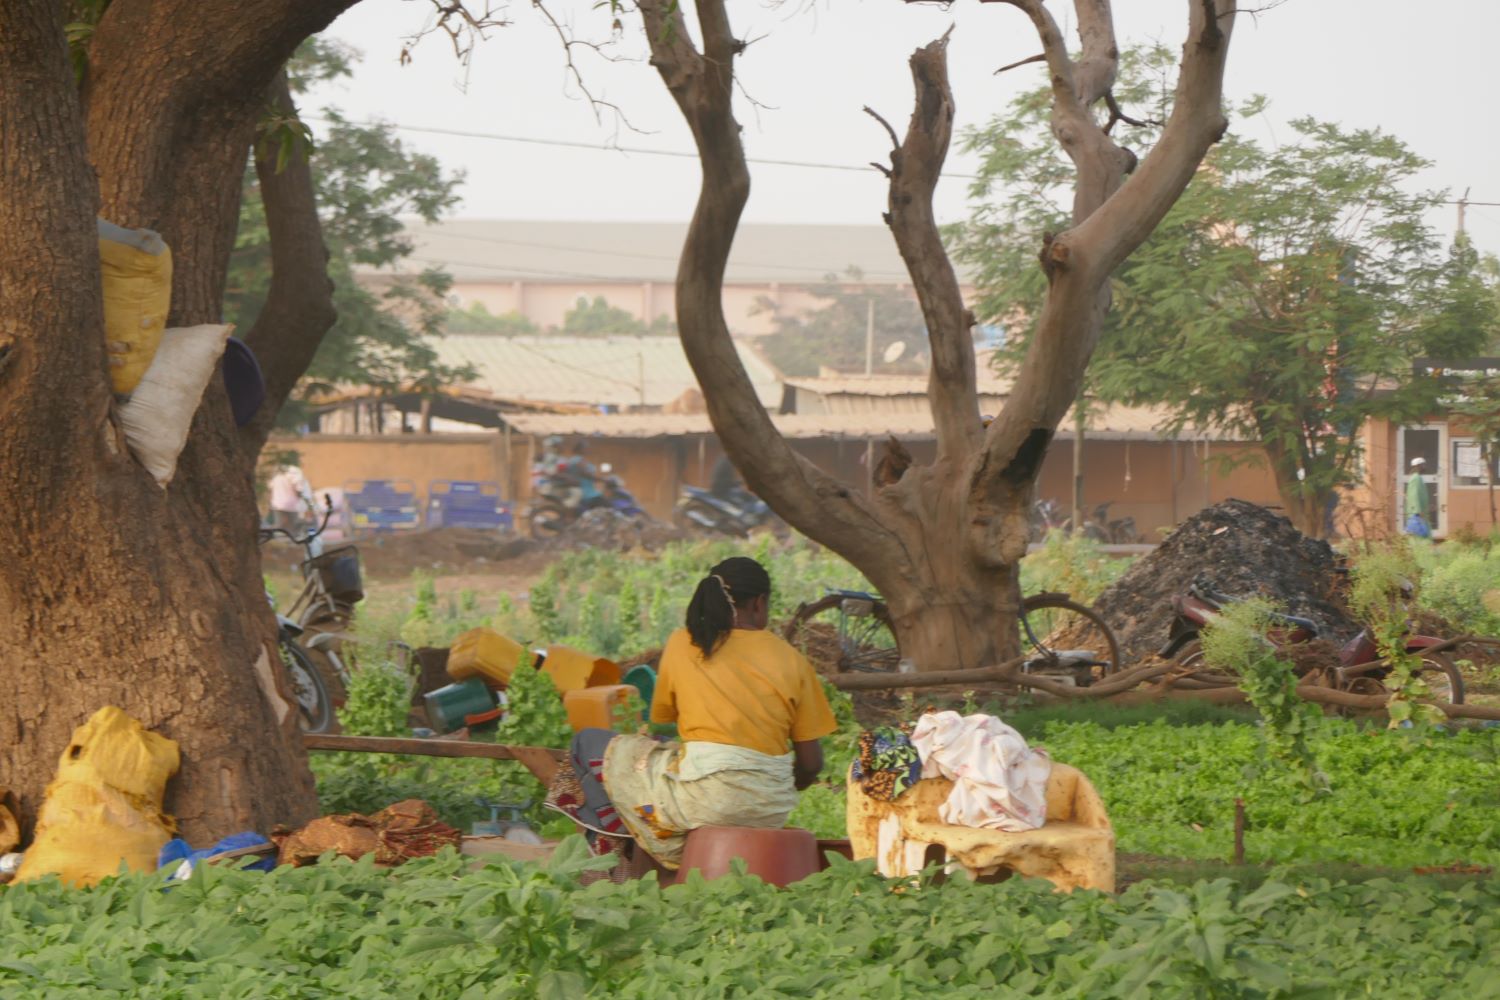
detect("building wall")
[273,431,1282,533]
[448,280,976,339]
[1352,415,1500,539]
[272,434,510,510]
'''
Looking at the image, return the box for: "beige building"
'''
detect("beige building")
[368,219,976,336]
[284,373,1279,533]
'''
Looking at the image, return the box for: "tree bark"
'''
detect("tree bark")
[0,0,355,842]
[1262,438,1333,539]
[643,0,1236,673]
[240,73,338,452]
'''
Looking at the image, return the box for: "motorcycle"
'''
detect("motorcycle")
[673,485,777,538]
[258,498,359,733]
[1029,498,1067,541]
[1082,502,1138,544]
[1160,577,1464,704]
[528,463,645,538]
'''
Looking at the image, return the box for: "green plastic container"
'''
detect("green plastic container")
[623,664,656,713]
[423,677,496,734]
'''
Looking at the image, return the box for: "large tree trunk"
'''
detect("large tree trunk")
[641,0,1235,671]
[1262,439,1334,539]
[0,0,354,842]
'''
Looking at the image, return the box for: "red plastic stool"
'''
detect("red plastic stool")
[674,826,820,887]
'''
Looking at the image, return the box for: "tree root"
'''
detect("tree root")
[825,637,1500,722]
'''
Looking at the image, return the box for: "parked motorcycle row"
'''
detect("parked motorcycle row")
[525,451,778,540]
[1029,498,1139,544]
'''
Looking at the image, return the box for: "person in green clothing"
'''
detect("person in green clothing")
[1405,457,1432,537]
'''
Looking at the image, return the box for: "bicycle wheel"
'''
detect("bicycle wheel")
[784,593,899,672]
[279,636,334,733]
[1019,594,1120,681]
[1415,652,1465,705]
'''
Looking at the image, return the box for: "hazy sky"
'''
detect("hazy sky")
[304,0,1500,259]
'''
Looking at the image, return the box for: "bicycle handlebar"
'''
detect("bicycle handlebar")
[257,495,335,550]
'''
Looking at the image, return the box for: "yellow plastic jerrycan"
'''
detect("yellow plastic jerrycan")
[563,685,638,733]
[541,645,620,694]
[447,628,529,687]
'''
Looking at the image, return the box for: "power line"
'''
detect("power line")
[306,115,982,181]
[410,232,914,282]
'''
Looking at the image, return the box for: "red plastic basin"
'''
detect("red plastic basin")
[674,826,820,887]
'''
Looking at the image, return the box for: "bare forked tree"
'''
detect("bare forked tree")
[640,0,1238,671]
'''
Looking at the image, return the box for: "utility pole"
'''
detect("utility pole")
[1071,399,1086,535]
[1458,187,1470,237]
[864,297,875,376]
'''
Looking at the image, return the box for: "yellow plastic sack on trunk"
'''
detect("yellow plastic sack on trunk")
[14,707,180,887]
[99,218,173,396]
[0,789,18,854]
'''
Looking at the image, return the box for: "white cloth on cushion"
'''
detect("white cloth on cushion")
[910,711,1051,832]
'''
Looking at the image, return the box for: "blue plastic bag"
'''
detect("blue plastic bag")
[1405,513,1431,538]
[158,832,274,881]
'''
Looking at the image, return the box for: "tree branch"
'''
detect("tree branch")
[994,52,1044,75]
[1071,0,1237,278]
[989,0,1131,223]
[1071,0,1121,104]
[532,0,649,134]
[240,73,337,452]
[874,33,981,463]
[974,0,1236,565]
[1104,90,1160,133]
[639,0,886,564]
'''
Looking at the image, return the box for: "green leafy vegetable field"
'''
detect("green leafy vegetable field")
[4,840,1498,998]
[1037,717,1500,868]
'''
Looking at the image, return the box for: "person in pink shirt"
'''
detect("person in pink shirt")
[267,464,313,533]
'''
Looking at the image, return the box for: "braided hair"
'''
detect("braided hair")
[685,556,771,655]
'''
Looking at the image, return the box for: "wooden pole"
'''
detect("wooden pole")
[302,734,564,786]
[1233,798,1246,865]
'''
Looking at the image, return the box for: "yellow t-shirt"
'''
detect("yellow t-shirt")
[651,627,838,757]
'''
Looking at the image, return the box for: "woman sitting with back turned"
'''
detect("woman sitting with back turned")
[551,556,837,870]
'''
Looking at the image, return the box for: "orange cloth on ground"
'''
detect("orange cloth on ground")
[651,628,837,756]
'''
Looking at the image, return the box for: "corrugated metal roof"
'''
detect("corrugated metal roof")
[784,373,1014,397]
[502,408,1243,442]
[378,220,974,286]
[434,334,781,409]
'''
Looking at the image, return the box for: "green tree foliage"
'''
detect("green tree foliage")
[555,295,675,337]
[953,46,1500,535]
[225,39,474,428]
[754,270,932,377]
[444,301,539,335]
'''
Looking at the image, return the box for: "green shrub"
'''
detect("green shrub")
[335,661,410,738]
[1420,548,1500,636]
[1019,532,1133,605]
[493,658,573,751]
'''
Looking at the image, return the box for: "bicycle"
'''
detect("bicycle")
[257,499,363,732]
[1162,580,1464,706]
[782,587,1120,683]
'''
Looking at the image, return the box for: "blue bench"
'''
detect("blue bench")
[426,480,513,531]
[343,479,421,535]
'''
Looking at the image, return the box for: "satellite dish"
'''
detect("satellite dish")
[882,340,907,364]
